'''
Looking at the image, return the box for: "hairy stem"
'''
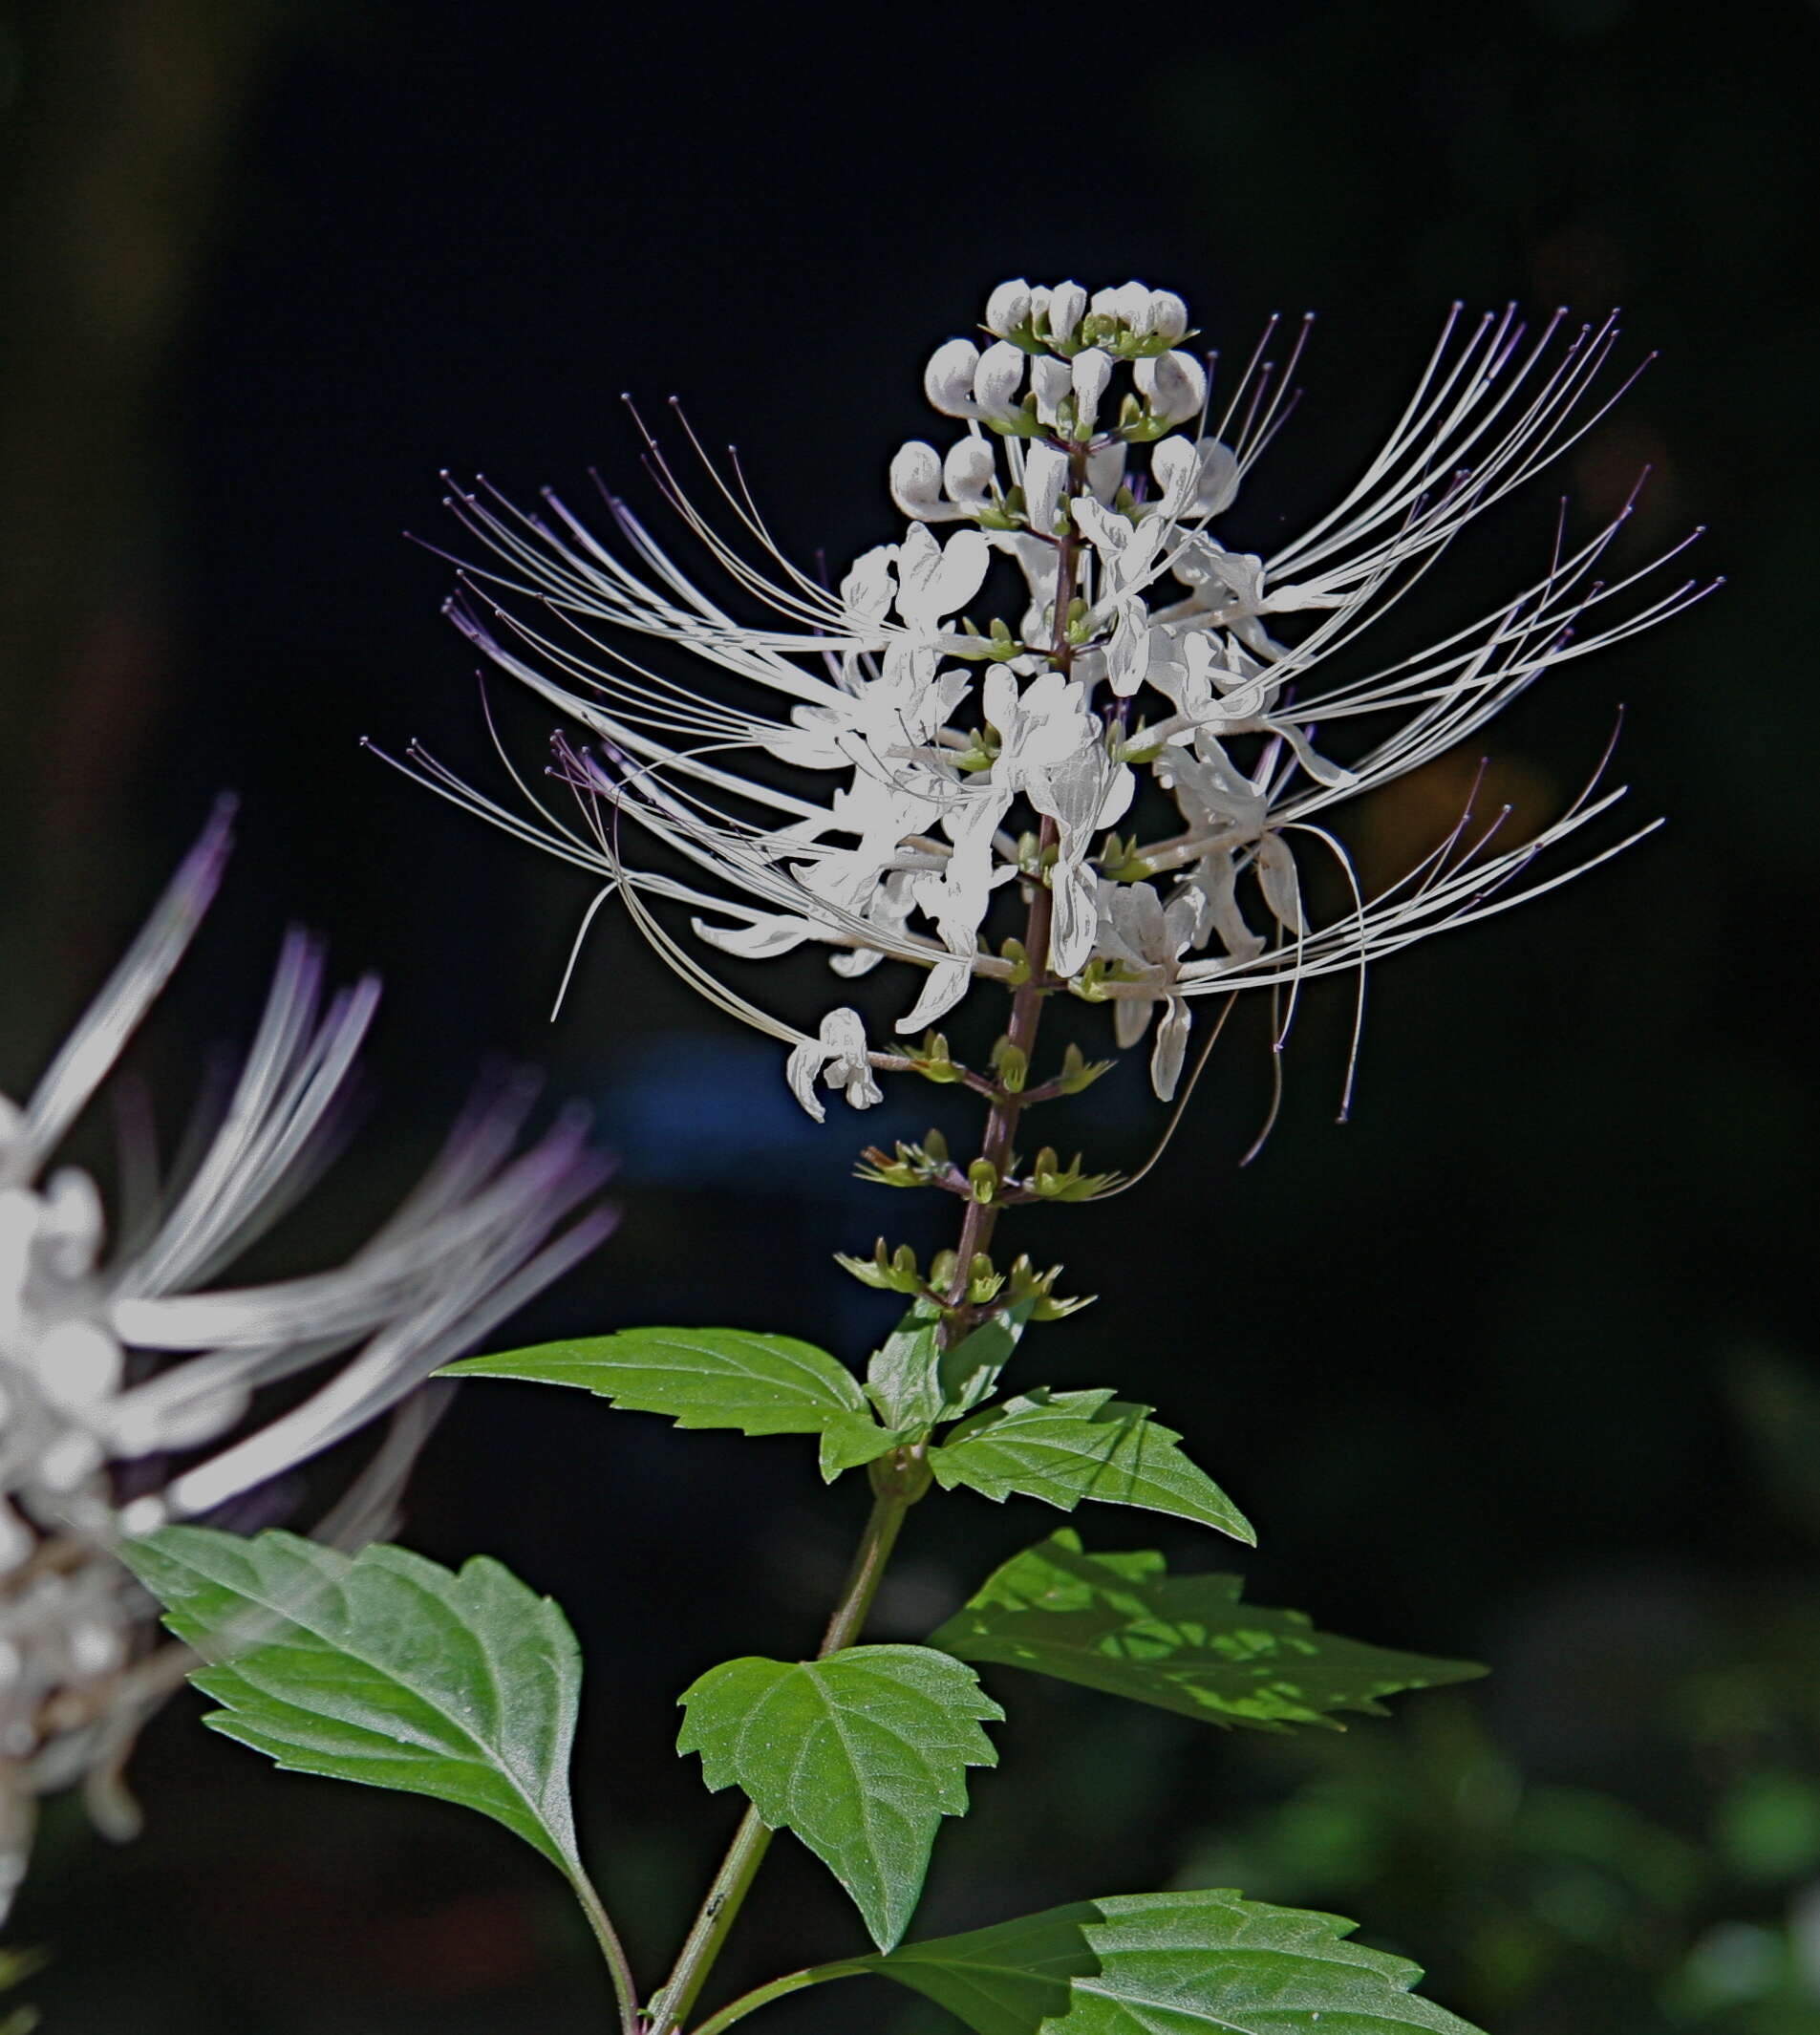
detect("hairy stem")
[569,1860,642,2035]
[652,1480,918,2035]
[659,439,1093,2032]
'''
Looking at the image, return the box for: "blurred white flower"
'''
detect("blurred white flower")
[383,280,1708,1111]
[0,799,612,1906]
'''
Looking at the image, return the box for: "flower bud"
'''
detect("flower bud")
[1190,437,1241,518]
[1045,280,1087,348]
[972,340,1026,423]
[1071,349,1114,435]
[1150,435,1201,517]
[983,278,1032,338]
[889,440,945,519]
[1029,354,1070,427]
[1135,350,1209,428]
[925,337,981,418]
[1092,280,1150,330]
[1022,441,1068,535]
[1085,439,1128,505]
[1146,290,1190,343]
[942,437,997,508]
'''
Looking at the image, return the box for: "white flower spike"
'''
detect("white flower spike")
[386,278,1708,1114]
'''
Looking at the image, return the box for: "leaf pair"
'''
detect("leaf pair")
[123,1527,1005,1957]
[443,1324,1255,1546]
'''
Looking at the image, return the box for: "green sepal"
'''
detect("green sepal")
[931,1531,1486,1730]
[121,1529,586,1878]
[931,1389,1253,1544]
[676,1645,1002,1952]
[858,1886,1483,2035]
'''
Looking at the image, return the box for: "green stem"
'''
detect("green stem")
[689,1960,872,2035]
[568,1859,642,2035]
[652,1483,917,2035]
[661,440,1092,2031]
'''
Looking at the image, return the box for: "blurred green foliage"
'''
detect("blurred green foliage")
[1174,1347,1820,2035]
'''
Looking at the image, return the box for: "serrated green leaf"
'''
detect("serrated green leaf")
[819,1411,913,1481]
[937,1298,1035,1419]
[442,1327,868,1439]
[676,1644,1002,1951]
[866,1298,946,1429]
[930,1532,1484,1731]
[864,1887,1483,2034]
[122,1528,583,1875]
[931,1390,1253,1545]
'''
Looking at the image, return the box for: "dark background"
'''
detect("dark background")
[3,2,1817,2030]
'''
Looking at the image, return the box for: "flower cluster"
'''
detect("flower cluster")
[0,801,610,1905]
[388,279,1707,1110]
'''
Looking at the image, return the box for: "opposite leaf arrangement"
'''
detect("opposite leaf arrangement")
[10,274,1701,2032]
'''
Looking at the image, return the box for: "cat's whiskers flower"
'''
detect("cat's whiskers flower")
[386,276,1710,1110]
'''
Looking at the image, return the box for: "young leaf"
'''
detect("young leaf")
[442,1327,869,1438]
[865,1298,946,1429]
[863,1887,1484,2035]
[930,1389,1253,1544]
[819,1411,914,1482]
[930,1531,1485,1730]
[935,1297,1035,1419]
[676,1644,1002,1951]
[122,1528,584,1876]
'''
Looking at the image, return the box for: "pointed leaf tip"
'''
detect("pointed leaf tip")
[931,1531,1485,1732]
[441,1327,874,1443]
[865,1886,1485,2035]
[122,1527,584,1875]
[931,1390,1253,1544]
[677,1645,1001,1950]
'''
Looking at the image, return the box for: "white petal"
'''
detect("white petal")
[1047,865,1100,976]
[1149,436,1202,517]
[1071,349,1113,434]
[1046,280,1086,347]
[942,436,997,506]
[1023,442,1068,537]
[896,527,989,632]
[1029,354,1071,427]
[924,337,981,418]
[1192,438,1240,517]
[1114,996,1154,1049]
[1150,996,1192,1102]
[889,440,945,519]
[896,956,971,1033]
[973,341,1027,423]
[1135,351,1208,429]
[1256,832,1308,932]
[785,1038,829,1122]
[1086,439,1127,505]
[691,913,817,960]
[983,279,1032,337]
[1146,291,1190,344]
[841,545,899,631]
